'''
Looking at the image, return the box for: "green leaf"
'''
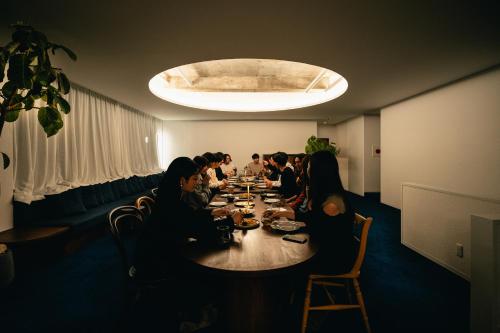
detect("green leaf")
[12,28,30,45]
[7,54,34,88]
[36,70,56,86]
[32,31,48,49]
[1,81,17,98]
[38,106,63,137]
[52,44,77,61]
[24,95,35,110]
[57,72,70,94]
[5,109,20,122]
[31,81,42,96]
[55,96,71,114]
[4,41,20,54]
[1,152,10,170]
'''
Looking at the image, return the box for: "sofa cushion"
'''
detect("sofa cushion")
[98,182,117,203]
[111,179,130,198]
[13,200,49,226]
[126,177,140,194]
[43,188,87,218]
[81,185,100,208]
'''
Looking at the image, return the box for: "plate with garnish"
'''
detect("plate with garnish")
[234,201,255,208]
[264,198,280,203]
[231,208,255,216]
[235,218,260,230]
[209,201,227,207]
[270,220,306,232]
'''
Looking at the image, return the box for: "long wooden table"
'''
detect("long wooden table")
[181,189,318,332]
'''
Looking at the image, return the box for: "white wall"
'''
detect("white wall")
[159,120,317,170]
[346,117,365,195]
[364,116,380,193]
[381,68,500,209]
[319,116,378,196]
[0,123,14,232]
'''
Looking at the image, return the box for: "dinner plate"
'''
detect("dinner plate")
[270,220,306,232]
[239,182,255,187]
[266,207,287,212]
[220,194,236,198]
[264,193,277,197]
[209,201,227,207]
[231,208,255,215]
[256,184,267,189]
[264,198,280,203]
[237,193,255,199]
[234,201,255,207]
[234,218,260,230]
[241,176,255,182]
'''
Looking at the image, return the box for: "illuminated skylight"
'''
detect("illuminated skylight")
[149,59,348,112]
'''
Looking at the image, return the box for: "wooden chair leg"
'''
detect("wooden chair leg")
[345,279,353,304]
[301,277,313,333]
[353,278,371,333]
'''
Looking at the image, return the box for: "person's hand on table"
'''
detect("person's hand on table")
[211,208,230,217]
[219,179,228,190]
[231,211,243,225]
[264,179,273,188]
[262,209,295,220]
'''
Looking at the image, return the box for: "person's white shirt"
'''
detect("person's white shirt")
[221,162,236,176]
[207,168,224,188]
[286,162,294,171]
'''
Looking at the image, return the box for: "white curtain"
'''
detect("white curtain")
[13,84,164,203]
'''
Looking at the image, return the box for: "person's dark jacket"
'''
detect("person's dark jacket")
[135,196,217,280]
[279,166,299,199]
[215,167,226,180]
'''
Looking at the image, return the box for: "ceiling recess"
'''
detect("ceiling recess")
[149,58,348,112]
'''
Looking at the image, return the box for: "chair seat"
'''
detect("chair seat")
[302,213,373,333]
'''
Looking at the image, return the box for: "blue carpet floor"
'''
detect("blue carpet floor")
[0,192,469,332]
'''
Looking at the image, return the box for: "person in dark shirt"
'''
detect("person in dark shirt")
[263,150,355,275]
[214,152,227,181]
[135,157,239,280]
[272,152,299,200]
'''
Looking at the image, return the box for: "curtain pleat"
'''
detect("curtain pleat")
[13,85,163,203]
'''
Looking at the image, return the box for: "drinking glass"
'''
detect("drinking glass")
[217,225,232,246]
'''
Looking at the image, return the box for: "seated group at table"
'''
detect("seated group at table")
[135,149,355,282]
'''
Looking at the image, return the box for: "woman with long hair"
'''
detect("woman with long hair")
[264,150,355,274]
[135,157,237,280]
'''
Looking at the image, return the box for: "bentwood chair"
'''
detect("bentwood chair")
[301,213,373,333]
[135,195,155,216]
[108,205,145,278]
[151,187,158,198]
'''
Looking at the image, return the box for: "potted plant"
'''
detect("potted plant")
[0,23,77,170]
[305,135,340,155]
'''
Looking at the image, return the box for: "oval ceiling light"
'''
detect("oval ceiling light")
[149,59,348,112]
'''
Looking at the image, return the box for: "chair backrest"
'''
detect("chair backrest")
[108,205,144,276]
[135,196,155,216]
[350,213,373,276]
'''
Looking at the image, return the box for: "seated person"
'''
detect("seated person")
[203,152,228,191]
[265,152,298,199]
[293,153,305,180]
[135,157,241,280]
[221,153,237,177]
[263,156,280,181]
[214,152,227,180]
[246,153,264,176]
[182,155,212,209]
[263,151,355,275]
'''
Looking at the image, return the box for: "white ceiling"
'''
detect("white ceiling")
[2,0,500,124]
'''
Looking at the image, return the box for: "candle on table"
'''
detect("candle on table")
[247,185,250,206]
